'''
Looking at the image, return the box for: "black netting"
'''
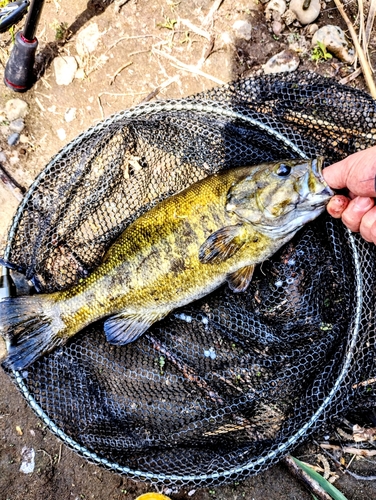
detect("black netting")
[2,72,376,486]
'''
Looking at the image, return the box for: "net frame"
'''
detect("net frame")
[1,72,375,487]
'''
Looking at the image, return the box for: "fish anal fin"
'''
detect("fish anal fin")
[104,310,168,345]
[199,224,246,264]
[227,265,255,292]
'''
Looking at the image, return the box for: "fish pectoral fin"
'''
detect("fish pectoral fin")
[227,265,255,292]
[104,310,168,345]
[199,224,247,264]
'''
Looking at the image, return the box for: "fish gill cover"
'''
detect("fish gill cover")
[1,72,376,487]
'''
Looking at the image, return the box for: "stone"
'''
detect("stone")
[5,98,28,121]
[312,25,354,63]
[232,20,252,41]
[290,0,321,24]
[282,9,297,26]
[53,56,78,85]
[64,108,77,122]
[306,23,319,37]
[76,23,102,58]
[9,118,25,133]
[265,0,287,22]
[20,447,35,474]
[272,20,284,36]
[0,151,7,163]
[263,49,300,74]
[57,128,66,141]
[7,133,20,146]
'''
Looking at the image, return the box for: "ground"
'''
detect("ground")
[0,0,376,499]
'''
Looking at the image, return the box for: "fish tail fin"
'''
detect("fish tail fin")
[1,295,64,371]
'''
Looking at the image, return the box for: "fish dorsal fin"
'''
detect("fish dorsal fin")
[104,310,168,345]
[199,224,246,264]
[227,265,255,292]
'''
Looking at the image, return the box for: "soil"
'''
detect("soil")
[1,1,376,499]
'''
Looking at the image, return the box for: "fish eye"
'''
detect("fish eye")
[276,163,291,176]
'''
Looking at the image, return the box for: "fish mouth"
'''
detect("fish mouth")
[298,157,334,208]
[311,157,334,197]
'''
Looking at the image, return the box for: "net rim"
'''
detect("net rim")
[2,96,364,485]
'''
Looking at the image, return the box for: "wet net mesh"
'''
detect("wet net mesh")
[2,71,376,486]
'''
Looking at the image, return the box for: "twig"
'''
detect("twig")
[357,0,365,67]
[333,0,376,98]
[145,333,224,404]
[352,377,376,388]
[179,18,212,40]
[105,34,160,55]
[0,164,25,202]
[197,35,215,68]
[57,443,62,465]
[365,0,376,46]
[319,445,376,480]
[203,0,224,27]
[342,447,376,457]
[37,448,53,467]
[153,48,225,84]
[109,61,133,85]
[97,91,149,119]
[35,97,46,113]
[138,74,180,103]
[283,456,333,500]
[339,67,362,85]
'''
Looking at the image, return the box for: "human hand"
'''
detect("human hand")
[323,146,376,244]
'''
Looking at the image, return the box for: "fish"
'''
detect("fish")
[0,158,333,371]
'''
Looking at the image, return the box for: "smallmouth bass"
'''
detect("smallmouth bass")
[0,158,333,371]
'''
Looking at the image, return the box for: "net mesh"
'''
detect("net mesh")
[2,71,376,486]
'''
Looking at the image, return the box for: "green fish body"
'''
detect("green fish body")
[1,158,333,370]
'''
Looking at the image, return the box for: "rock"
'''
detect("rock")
[76,23,102,57]
[282,9,297,26]
[57,128,66,141]
[0,151,7,163]
[263,49,300,74]
[272,20,284,36]
[265,0,287,22]
[7,133,20,146]
[312,25,354,63]
[9,118,25,133]
[19,134,28,144]
[288,33,310,53]
[305,23,319,37]
[290,0,321,24]
[20,447,35,474]
[54,56,78,85]
[5,98,28,121]
[232,20,252,41]
[64,108,77,122]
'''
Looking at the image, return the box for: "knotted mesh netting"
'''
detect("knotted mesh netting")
[2,71,376,487]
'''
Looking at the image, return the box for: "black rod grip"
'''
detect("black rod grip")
[4,31,38,92]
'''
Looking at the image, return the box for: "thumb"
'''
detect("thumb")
[323,146,376,197]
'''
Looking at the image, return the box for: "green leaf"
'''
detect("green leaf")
[291,456,348,500]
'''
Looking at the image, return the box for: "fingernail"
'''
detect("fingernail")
[354,196,373,209]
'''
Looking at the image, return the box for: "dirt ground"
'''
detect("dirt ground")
[1,1,376,499]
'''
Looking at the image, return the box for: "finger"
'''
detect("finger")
[322,146,376,196]
[359,206,376,243]
[326,195,350,218]
[341,196,375,233]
